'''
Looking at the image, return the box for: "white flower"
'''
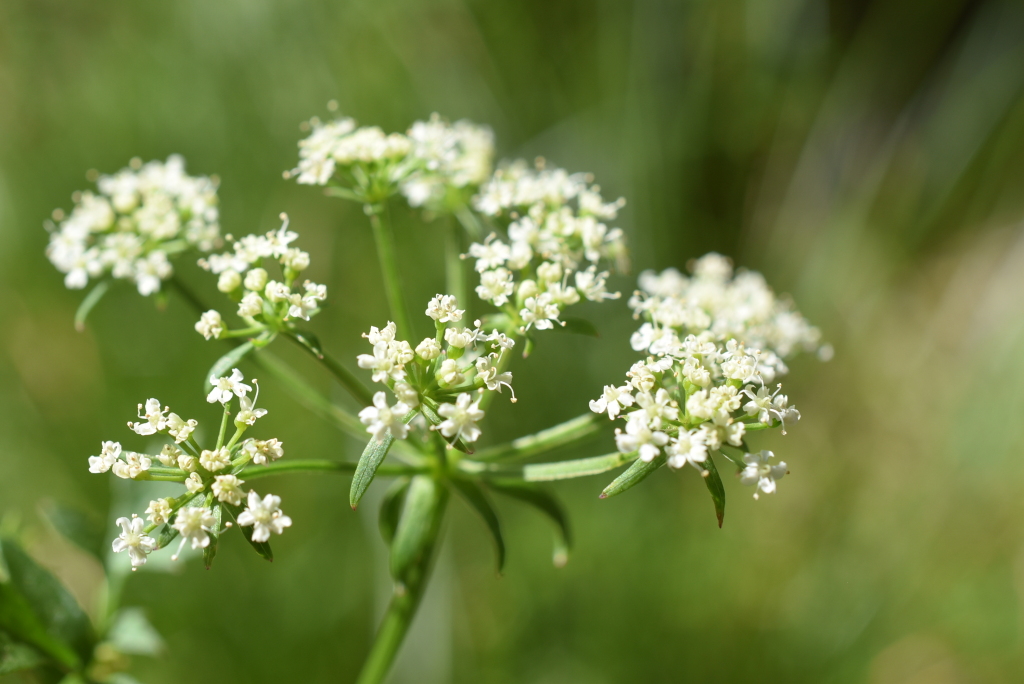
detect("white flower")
[131,398,167,436]
[112,515,157,568]
[437,358,465,387]
[393,381,420,408]
[357,341,405,383]
[575,267,619,301]
[171,506,217,559]
[359,391,411,442]
[416,337,441,360]
[589,385,634,420]
[112,452,151,479]
[194,310,224,340]
[476,268,515,305]
[145,498,173,525]
[89,441,122,473]
[520,293,561,331]
[740,450,788,499]
[467,235,510,272]
[217,269,241,292]
[282,248,310,271]
[165,413,198,444]
[666,430,708,470]
[185,472,205,493]
[287,293,320,321]
[242,438,284,465]
[238,491,292,543]
[157,444,181,466]
[363,322,397,345]
[426,294,464,323]
[243,267,268,291]
[235,382,268,426]
[206,368,252,404]
[435,393,485,443]
[634,388,679,428]
[199,447,231,472]
[212,474,246,505]
[444,326,478,349]
[475,355,515,400]
[615,418,669,463]
[264,280,291,303]
[177,454,198,472]
[238,291,264,317]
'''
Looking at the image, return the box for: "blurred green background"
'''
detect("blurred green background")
[3,0,1024,681]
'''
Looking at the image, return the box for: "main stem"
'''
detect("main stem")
[369,204,412,337]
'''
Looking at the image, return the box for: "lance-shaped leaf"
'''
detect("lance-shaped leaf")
[549,316,599,338]
[0,538,95,671]
[74,280,110,332]
[450,479,505,573]
[600,454,666,499]
[419,402,474,455]
[378,478,411,545]
[523,452,634,481]
[41,502,105,564]
[202,503,223,570]
[390,476,448,583]
[702,454,726,528]
[222,503,273,562]
[486,480,572,568]
[204,341,255,391]
[351,433,396,510]
[0,632,44,676]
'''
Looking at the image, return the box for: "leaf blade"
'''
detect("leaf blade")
[450,479,505,573]
[486,479,572,567]
[702,454,727,528]
[350,433,396,510]
[378,478,411,545]
[390,476,447,583]
[600,454,666,499]
[523,452,634,481]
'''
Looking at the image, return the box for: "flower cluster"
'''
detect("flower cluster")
[288,107,494,210]
[194,215,326,341]
[46,155,220,295]
[91,369,291,568]
[466,159,628,332]
[356,294,515,447]
[592,253,826,498]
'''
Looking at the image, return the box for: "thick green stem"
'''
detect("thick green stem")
[282,330,375,407]
[469,412,602,462]
[239,459,426,480]
[356,487,448,684]
[368,204,412,337]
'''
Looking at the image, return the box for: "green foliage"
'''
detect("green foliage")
[450,478,505,573]
[41,502,106,564]
[485,479,572,567]
[600,454,666,500]
[351,433,396,510]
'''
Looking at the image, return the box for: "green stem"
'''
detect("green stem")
[282,330,375,407]
[446,217,467,309]
[453,204,483,242]
[355,490,448,684]
[239,459,426,480]
[368,203,412,337]
[168,275,210,315]
[470,412,602,462]
[215,402,231,450]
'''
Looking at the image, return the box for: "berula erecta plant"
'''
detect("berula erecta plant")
[35,105,828,683]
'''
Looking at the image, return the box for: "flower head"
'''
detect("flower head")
[435,393,485,443]
[112,515,157,569]
[237,491,292,543]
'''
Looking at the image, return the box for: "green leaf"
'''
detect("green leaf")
[204,341,255,391]
[702,454,727,528]
[0,538,95,670]
[523,452,634,481]
[0,632,44,675]
[549,316,599,338]
[106,607,164,656]
[378,478,411,545]
[419,402,474,454]
[287,329,324,358]
[485,480,572,568]
[74,280,110,332]
[450,479,505,573]
[154,524,178,551]
[202,503,222,570]
[389,476,447,583]
[350,433,395,510]
[222,503,273,562]
[40,502,105,564]
[600,454,666,499]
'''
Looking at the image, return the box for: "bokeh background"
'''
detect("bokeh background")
[3,0,1024,681]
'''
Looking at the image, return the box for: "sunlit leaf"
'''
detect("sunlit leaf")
[600,454,666,499]
[523,452,634,481]
[351,433,395,510]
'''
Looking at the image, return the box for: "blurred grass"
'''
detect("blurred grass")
[3,0,1024,682]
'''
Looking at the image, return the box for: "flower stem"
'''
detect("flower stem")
[446,216,467,310]
[282,330,375,407]
[469,412,602,462]
[239,459,426,480]
[368,203,412,337]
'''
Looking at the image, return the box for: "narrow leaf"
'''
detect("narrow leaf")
[0,539,95,669]
[106,608,164,656]
[549,316,599,338]
[202,504,222,570]
[600,454,666,499]
[204,341,255,391]
[524,452,634,481]
[74,280,110,332]
[350,433,395,510]
[378,478,410,545]
[41,502,105,564]
[450,479,505,573]
[154,524,178,551]
[390,476,447,583]
[486,480,572,567]
[702,454,727,528]
[222,504,273,562]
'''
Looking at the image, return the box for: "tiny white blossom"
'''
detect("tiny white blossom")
[112,452,151,479]
[206,368,252,405]
[476,268,515,305]
[165,413,198,444]
[520,293,561,331]
[416,337,441,360]
[177,453,198,472]
[212,474,246,505]
[435,393,485,443]
[242,438,285,465]
[145,498,173,525]
[615,418,669,462]
[244,267,268,291]
[238,291,264,317]
[437,358,465,387]
[740,450,787,499]
[157,444,181,466]
[112,515,156,569]
[475,355,515,400]
[666,429,708,470]
[264,280,291,303]
[393,381,420,408]
[359,392,411,442]
[444,326,477,349]
[131,398,167,436]
[171,506,217,559]
[199,447,231,472]
[237,491,292,542]
[217,269,242,293]
[194,310,224,340]
[89,441,122,473]
[589,385,634,420]
[426,294,464,323]
[185,472,205,493]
